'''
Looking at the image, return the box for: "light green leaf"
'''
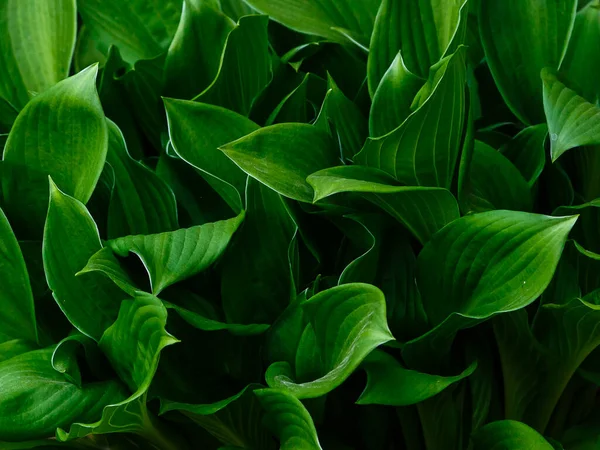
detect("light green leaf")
[243,0,380,47]
[479,0,577,124]
[164,98,258,212]
[418,210,577,326]
[307,165,459,243]
[266,283,394,399]
[77,0,182,63]
[58,293,182,448]
[542,68,600,161]
[0,208,37,344]
[3,65,108,233]
[221,178,296,324]
[161,385,273,449]
[470,420,554,450]
[194,15,272,116]
[460,140,532,213]
[0,0,76,109]
[357,350,476,406]
[106,213,244,295]
[255,388,323,450]
[0,348,126,441]
[164,0,234,99]
[356,47,466,188]
[51,333,103,387]
[367,0,467,91]
[76,247,138,297]
[562,1,600,104]
[43,181,125,341]
[106,120,178,239]
[369,52,424,138]
[221,123,339,203]
[0,339,38,364]
[499,124,547,187]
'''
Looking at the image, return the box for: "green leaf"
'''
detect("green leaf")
[161,385,273,449]
[266,283,394,399]
[368,0,467,91]
[3,65,108,234]
[267,72,327,125]
[499,124,547,187]
[0,0,76,109]
[76,247,138,296]
[51,333,104,387]
[307,165,459,243]
[77,0,182,63]
[470,420,554,450]
[106,120,178,239]
[562,1,600,104]
[43,181,125,341]
[460,140,532,213]
[58,293,182,448]
[357,350,476,406]
[0,208,37,344]
[356,47,467,188]
[221,178,296,324]
[255,388,323,450]
[221,123,339,203]
[243,0,380,47]
[194,15,272,116]
[418,210,578,326]
[542,68,600,161]
[479,0,577,125]
[0,348,126,441]
[164,98,258,212]
[106,213,244,295]
[164,301,269,336]
[164,0,234,99]
[369,52,424,138]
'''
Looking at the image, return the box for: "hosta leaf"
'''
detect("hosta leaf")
[106,213,244,295]
[369,52,424,138]
[542,68,600,161]
[0,0,76,109]
[307,165,459,243]
[164,98,258,211]
[357,350,476,406]
[221,179,296,324]
[268,72,327,125]
[315,75,367,161]
[418,210,577,326]
[77,247,138,296]
[255,388,323,450]
[161,385,273,449]
[562,1,600,104]
[499,124,547,187]
[479,0,577,125]
[0,348,126,441]
[164,0,234,99]
[460,140,532,213]
[3,66,108,235]
[221,123,339,203]
[470,420,554,450]
[43,181,124,341]
[164,301,269,336]
[195,15,271,116]
[58,293,182,446]
[266,283,394,399]
[51,333,104,387]
[0,208,37,344]
[243,0,380,47]
[106,120,178,239]
[77,0,182,63]
[368,0,467,91]
[356,47,466,188]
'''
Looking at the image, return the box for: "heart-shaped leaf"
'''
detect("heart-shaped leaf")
[470,420,554,450]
